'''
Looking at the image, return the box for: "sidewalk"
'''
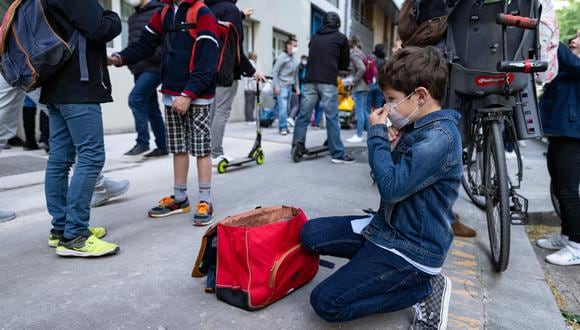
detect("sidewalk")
[0,123,567,329]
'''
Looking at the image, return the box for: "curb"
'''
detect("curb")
[528,211,560,226]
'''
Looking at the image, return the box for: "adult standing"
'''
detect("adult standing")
[367,44,386,112]
[42,0,122,257]
[205,0,265,165]
[122,0,168,159]
[346,36,369,143]
[537,36,580,266]
[243,52,258,124]
[291,12,354,164]
[272,37,300,135]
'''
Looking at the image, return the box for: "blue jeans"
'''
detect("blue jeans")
[353,91,369,137]
[292,83,345,159]
[367,83,384,112]
[45,104,105,240]
[129,71,166,151]
[276,86,292,131]
[300,216,432,322]
[314,101,323,126]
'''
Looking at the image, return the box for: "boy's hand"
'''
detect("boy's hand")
[107,55,121,66]
[388,127,402,151]
[172,96,192,115]
[369,106,389,127]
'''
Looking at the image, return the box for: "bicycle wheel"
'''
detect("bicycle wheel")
[484,121,511,272]
[461,143,486,209]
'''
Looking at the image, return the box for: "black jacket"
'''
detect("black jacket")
[127,1,163,75]
[205,0,256,80]
[40,0,121,104]
[305,25,350,85]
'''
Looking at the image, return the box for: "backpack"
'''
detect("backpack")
[398,0,449,47]
[160,1,240,87]
[363,54,378,85]
[192,206,319,311]
[0,0,88,92]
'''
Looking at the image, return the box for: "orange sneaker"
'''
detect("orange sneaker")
[193,201,213,226]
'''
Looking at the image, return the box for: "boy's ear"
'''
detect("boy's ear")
[415,87,431,106]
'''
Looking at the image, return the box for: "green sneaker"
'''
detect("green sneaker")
[48,227,107,248]
[56,235,119,257]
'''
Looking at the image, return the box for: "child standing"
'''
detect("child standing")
[300,46,462,329]
[110,0,219,225]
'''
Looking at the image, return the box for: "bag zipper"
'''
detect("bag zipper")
[268,244,302,288]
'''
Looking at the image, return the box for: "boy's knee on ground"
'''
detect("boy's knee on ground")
[310,283,346,322]
[300,221,319,252]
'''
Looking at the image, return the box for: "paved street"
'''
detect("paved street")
[0,123,568,329]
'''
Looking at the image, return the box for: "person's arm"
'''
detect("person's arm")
[338,37,351,72]
[367,124,450,203]
[181,7,219,100]
[219,4,257,78]
[294,62,300,94]
[352,51,366,85]
[271,53,284,91]
[51,0,121,43]
[557,43,580,77]
[114,10,163,67]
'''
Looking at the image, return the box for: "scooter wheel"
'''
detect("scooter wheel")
[291,146,303,163]
[217,160,228,174]
[256,151,265,165]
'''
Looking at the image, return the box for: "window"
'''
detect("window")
[97,0,112,10]
[119,2,134,47]
[272,30,292,64]
[243,21,254,54]
[311,6,325,36]
[326,0,339,7]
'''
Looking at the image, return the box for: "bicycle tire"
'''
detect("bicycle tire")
[461,143,486,209]
[484,121,511,272]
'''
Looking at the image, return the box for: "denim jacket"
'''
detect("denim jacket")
[362,109,463,268]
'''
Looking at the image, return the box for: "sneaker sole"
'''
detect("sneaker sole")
[91,184,131,208]
[536,241,565,251]
[48,232,107,248]
[438,275,452,330]
[123,151,150,158]
[545,256,580,266]
[193,218,214,227]
[0,214,16,223]
[331,159,356,164]
[56,246,119,257]
[148,207,191,218]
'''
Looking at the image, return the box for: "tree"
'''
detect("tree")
[556,0,580,42]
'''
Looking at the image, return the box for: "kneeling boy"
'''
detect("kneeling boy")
[300,46,462,329]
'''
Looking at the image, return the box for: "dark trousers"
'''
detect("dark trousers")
[23,107,49,146]
[300,216,432,322]
[128,71,166,151]
[244,91,256,122]
[547,136,580,243]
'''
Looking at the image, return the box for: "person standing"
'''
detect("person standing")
[122,0,168,159]
[367,44,386,112]
[205,0,265,165]
[291,12,354,164]
[346,36,369,143]
[243,52,258,124]
[272,37,300,136]
[41,0,122,257]
[537,36,580,266]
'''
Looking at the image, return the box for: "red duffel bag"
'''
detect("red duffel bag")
[192,205,319,311]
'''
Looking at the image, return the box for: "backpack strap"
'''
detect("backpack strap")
[77,33,89,82]
[161,0,205,39]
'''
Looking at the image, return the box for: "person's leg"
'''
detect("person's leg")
[22,105,39,150]
[309,241,432,322]
[292,83,319,148]
[141,72,166,153]
[314,101,323,127]
[39,110,50,146]
[352,91,368,138]
[128,73,153,151]
[210,81,239,158]
[300,216,366,258]
[45,104,77,236]
[277,87,290,132]
[60,104,105,240]
[244,91,255,122]
[320,84,345,159]
[0,76,25,150]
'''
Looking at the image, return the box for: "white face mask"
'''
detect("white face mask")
[124,0,142,7]
[301,60,307,66]
[292,46,299,54]
[386,92,420,129]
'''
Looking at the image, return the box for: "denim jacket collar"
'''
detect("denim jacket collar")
[413,109,461,130]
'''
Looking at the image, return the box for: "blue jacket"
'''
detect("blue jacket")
[540,43,580,139]
[362,109,463,268]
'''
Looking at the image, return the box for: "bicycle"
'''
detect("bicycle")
[445,0,546,272]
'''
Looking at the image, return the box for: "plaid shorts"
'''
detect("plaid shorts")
[165,104,211,157]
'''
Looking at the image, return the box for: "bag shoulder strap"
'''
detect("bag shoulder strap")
[0,0,24,54]
[161,0,204,39]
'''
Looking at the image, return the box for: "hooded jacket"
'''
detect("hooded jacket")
[127,0,164,75]
[40,0,122,104]
[205,0,256,81]
[305,25,350,86]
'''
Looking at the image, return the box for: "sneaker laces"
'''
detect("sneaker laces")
[197,203,209,215]
[158,196,174,207]
[546,234,568,246]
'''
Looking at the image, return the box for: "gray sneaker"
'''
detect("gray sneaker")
[410,274,452,330]
[0,210,16,223]
[91,178,130,208]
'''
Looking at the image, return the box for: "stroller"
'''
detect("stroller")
[444,0,547,272]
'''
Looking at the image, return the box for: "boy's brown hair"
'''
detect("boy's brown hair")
[378,46,448,102]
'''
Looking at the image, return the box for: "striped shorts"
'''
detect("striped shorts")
[165,104,211,157]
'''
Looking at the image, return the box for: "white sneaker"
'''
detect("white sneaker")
[346,134,364,143]
[537,234,569,250]
[212,155,233,166]
[287,118,295,127]
[246,121,255,126]
[545,243,580,266]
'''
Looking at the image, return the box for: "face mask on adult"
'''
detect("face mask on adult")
[124,0,142,7]
[386,91,420,129]
[292,47,299,55]
[301,60,307,66]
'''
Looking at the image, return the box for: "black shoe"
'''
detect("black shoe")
[331,155,356,164]
[124,145,150,157]
[8,136,24,147]
[410,274,452,330]
[23,141,39,150]
[143,149,169,159]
